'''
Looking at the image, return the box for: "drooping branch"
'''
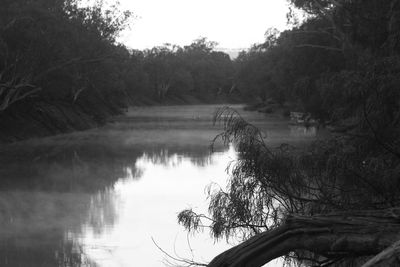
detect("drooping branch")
[208,208,400,267]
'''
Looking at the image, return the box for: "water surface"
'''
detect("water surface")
[0,105,326,266]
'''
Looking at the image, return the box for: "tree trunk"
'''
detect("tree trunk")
[208,208,400,267]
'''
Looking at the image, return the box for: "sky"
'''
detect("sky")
[116,0,291,50]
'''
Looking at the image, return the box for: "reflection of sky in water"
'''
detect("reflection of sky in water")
[0,105,318,266]
[73,145,237,267]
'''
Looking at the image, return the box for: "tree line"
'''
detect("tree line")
[0,0,236,142]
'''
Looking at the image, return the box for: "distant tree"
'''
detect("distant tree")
[139,38,234,102]
[184,37,218,54]
[143,46,177,100]
[182,38,233,98]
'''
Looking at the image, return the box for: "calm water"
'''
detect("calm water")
[0,105,326,267]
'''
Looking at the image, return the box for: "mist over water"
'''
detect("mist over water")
[0,105,326,266]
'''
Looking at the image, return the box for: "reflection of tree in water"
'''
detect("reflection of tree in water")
[289,125,317,138]
[0,142,140,266]
[139,148,213,167]
[0,141,143,192]
[0,236,100,267]
[0,229,99,267]
[87,188,120,236]
[0,189,117,266]
[55,240,98,267]
[0,119,223,266]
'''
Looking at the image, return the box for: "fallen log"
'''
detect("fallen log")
[208,208,400,267]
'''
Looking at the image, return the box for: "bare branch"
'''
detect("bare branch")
[72,87,86,103]
[291,30,342,42]
[295,44,343,52]
[151,237,208,267]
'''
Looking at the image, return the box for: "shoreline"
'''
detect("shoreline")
[0,100,245,145]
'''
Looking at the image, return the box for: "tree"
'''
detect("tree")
[143,46,177,100]
[234,19,344,110]
[177,1,400,265]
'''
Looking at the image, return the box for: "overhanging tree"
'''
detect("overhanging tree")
[177,105,400,266]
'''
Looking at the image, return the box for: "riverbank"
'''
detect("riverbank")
[0,93,248,144]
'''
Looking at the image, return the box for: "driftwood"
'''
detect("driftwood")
[208,208,400,267]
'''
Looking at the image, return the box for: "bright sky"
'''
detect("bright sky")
[116,0,291,50]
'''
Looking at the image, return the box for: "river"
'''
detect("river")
[0,104,327,267]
